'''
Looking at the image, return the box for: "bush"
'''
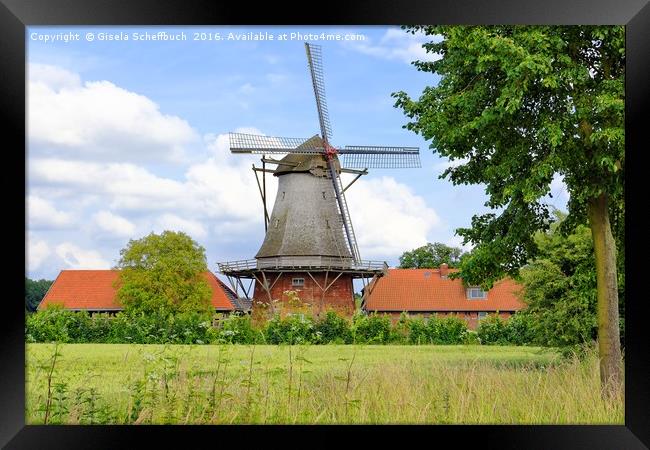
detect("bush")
[476,314,509,345]
[405,314,468,345]
[26,306,87,343]
[314,311,352,344]
[389,312,411,344]
[504,312,536,345]
[433,315,468,344]
[352,312,392,344]
[264,313,315,344]
[216,313,261,344]
[107,310,215,344]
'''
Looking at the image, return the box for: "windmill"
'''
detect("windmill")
[218,43,421,316]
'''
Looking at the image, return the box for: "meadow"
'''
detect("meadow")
[26,343,623,425]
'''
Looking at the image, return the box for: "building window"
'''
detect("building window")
[292,278,305,287]
[467,287,487,299]
[478,312,488,320]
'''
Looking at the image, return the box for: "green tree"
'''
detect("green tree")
[115,231,212,316]
[393,26,624,392]
[518,212,601,347]
[25,277,53,312]
[398,242,464,269]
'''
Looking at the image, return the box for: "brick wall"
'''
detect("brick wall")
[252,272,354,320]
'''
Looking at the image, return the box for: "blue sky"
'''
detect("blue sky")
[26,25,569,282]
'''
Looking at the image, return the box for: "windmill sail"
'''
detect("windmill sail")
[339,145,422,168]
[229,132,325,154]
[305,43,332,143]
[326,158,361,264]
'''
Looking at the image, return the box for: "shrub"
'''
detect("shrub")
[264,313,315,344]
[352,312,392,344]
[432,315,468,344]
[504,312,536,345]
[389,312,411,344]
[313,311,352,344]
[407,316,431,344]
[405,315,468,345]
[216,313,261,344]
[462,329,481,345]
[26,306,86,343]
[476,314,509,345]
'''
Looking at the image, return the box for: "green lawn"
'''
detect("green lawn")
[26,343,623,424]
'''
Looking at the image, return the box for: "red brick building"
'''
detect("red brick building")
[38,269,240,313]
[362,265,526,329]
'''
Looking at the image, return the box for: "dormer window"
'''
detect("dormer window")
[467,287,487,299]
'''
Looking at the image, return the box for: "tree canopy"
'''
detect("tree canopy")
[393,25,624,392]
[393,26,624,287]
[115,231,212,316]
[398,242,464,269]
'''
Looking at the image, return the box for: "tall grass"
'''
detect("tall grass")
[25,343,623,424]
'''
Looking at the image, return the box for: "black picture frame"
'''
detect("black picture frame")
[3,0,648,448]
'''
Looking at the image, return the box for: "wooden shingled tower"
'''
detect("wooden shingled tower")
[217,43,421,317]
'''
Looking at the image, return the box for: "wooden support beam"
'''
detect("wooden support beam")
[324,272,344,292]
[340,168,368,175]
[262,155,267,232]
[252,164,270,231]
[342,171,366,193]
[262,157,297,166]
[306,271,324,291]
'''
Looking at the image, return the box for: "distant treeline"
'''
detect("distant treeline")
[25,277,53,312]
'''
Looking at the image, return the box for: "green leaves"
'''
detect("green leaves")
[115,231,212,316]
[398,242,465,269]
[393,25,624,286]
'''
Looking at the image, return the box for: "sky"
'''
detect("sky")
[26,25,570,283]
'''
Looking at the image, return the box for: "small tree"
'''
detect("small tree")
[115,231,212,316]
[398,242,464,269]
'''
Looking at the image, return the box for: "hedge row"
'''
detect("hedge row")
[25,307,537,346]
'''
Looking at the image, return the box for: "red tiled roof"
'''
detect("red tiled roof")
[38,270,235,311]
[364,268,525,312]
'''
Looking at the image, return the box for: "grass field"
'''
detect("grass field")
[26,343,623,424]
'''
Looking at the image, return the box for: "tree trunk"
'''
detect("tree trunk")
[586,193,622,396]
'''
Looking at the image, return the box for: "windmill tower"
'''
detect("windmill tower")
[218,43,421,317]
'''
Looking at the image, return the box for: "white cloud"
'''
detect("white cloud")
[93,210,136,237]
[238,83,255,94]
[154,213,207,239]
[28,126,279,244]
[27,237,51,271]
[27,194,73,229]
[55,242,111,269]
[345,176,441,259]
[29,63,81,90]
[28,63,198,163]
[343,28,442,64]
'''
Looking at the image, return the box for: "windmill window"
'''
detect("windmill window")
[467,287,487,299]
[292,278,305,287]
[274,219,279,228]
[282,192,285,200]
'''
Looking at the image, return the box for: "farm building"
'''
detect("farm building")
[37,270,247,314]
[362,264,526,329]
